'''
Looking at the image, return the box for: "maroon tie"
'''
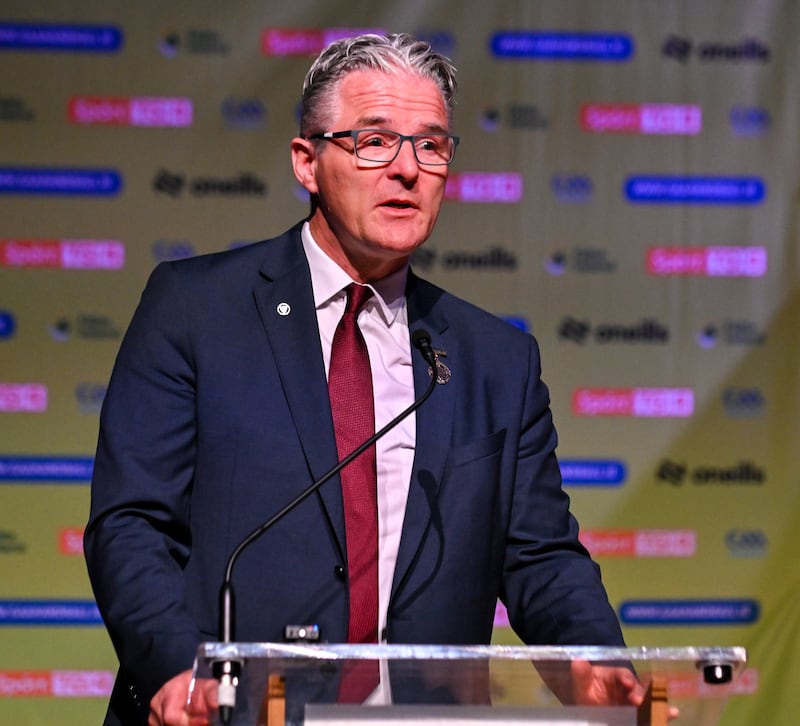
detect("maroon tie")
[328,284,379,701]
[328,284,378,643]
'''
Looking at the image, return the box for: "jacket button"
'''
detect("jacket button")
[334,565,346,580]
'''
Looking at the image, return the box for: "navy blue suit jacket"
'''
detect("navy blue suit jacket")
[85,223,624,724]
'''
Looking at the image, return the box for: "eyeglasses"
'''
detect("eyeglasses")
[307,128,459,166]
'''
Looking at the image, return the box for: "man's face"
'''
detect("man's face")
[292,69,451,282]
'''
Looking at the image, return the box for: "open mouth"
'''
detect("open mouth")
[383,201,413,209]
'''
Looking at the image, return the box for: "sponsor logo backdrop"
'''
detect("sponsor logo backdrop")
[1,1,797,723]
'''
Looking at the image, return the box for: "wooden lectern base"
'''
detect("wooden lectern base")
[259,673,286,726]
[638,676,669,726]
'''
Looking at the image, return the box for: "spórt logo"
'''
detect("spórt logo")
[69,97,193,127]
[261,27,384,57]
[581,103,701,135]
[581,529,695,557]
[647,246,767,277]
[573,388,694,417]
[445,173,523,203]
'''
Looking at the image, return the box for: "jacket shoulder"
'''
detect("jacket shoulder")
[408,271,536,345]
[142,223,306,296]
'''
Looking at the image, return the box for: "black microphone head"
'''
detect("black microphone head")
[411,328,437,370]
[411,328,432,350]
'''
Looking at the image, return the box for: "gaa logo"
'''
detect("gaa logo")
[152,240,196,262]
[221,97,266,129]
[551,173,593,203]
[722,387,765,417]
[724,529,767,558]
[730,106,770,136]
[75,383,107,414]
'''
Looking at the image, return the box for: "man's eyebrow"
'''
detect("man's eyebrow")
[356,114,389,127]
[355,116,449,133]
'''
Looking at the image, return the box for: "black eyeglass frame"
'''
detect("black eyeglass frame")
[307,128,460,166]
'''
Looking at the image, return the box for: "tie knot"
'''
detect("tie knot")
[345,283,373,316]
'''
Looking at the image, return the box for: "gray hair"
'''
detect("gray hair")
[299,33,458,136]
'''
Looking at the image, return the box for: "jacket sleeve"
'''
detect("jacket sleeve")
[501,335,625,647]
[84,261,202,708]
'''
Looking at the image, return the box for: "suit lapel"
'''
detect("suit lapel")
[391,272,457,599]
[251,228,346,552]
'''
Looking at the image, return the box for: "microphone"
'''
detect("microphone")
[214,328,441,725]
[411,328,437,370]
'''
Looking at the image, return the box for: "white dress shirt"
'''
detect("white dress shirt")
[301,222,416,648]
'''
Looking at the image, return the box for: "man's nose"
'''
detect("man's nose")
[389,137,421,177]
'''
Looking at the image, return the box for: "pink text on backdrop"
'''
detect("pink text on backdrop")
[572,388,695,417]
[647,246,767,276]
[68,97,193,127]
[581,103,702,134]
[0,240,125,269]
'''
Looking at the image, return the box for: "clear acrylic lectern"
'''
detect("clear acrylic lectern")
[191,643,748,726]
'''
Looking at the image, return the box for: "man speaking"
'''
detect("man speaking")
[85,32,642,726]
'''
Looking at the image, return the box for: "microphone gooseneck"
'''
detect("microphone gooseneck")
[213,328,441,724]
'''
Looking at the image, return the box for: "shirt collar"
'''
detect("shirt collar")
[301,221,407,326]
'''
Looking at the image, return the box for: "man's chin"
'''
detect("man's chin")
[373,224,433,254]
[371,238,427,261]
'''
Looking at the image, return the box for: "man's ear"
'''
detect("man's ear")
[291,137,319,194]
